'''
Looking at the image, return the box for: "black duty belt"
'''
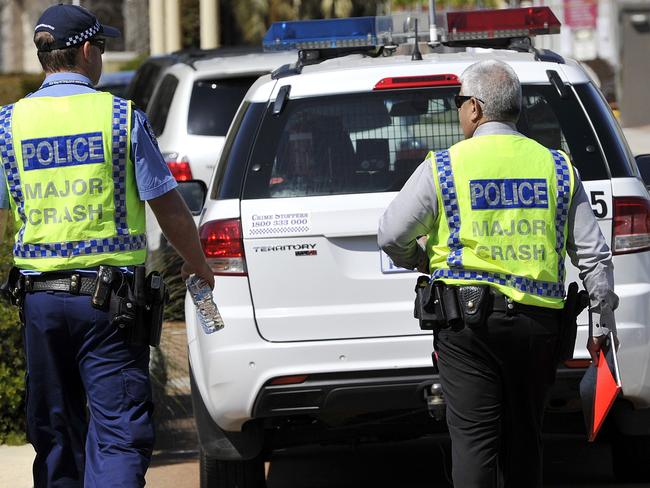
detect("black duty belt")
[490,291,561,318]
[24,273,97,296]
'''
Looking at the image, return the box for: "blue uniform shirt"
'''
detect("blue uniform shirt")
[0,72,177,208]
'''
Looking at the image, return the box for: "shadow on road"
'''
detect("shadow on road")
[262,437,647,488]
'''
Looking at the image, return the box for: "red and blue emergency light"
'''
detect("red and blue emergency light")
[263,7,561,53]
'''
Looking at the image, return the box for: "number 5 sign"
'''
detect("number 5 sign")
[582,181,612,219]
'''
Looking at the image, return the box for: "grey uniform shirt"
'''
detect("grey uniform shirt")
[378,122,617,335]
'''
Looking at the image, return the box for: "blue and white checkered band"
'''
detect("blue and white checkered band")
[65,20,101,47]
[432,268,565,298]
[0,104,28,246]
[434,150,463,268]
[551,149,571,284]
[14,235,146,258]
[112,97,129,236]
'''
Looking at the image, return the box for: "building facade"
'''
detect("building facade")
[531,0,650,126]
[0,0,149,74]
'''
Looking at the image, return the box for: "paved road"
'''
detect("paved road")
[144,436,650,488]
[7,437,649,487]
[623,125,650,156]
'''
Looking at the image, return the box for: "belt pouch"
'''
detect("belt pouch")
[146,271,167,347]
[457,285,489,328]
[440,285,462,328]
[126,266,150,346]
[1,266,24,306]
[414,275,444,330]
[91,266,116,310]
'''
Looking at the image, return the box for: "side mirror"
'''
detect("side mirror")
[635,154,650,191]
[177,180,207,216]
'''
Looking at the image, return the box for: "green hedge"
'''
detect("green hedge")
[0,74,42,445]
[0,74,43,106]
[0,219,25,445]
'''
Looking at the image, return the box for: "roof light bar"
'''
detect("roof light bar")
[263,14,431,52]
[446,7,561,43]
[263,17,389,52]
[374,74,460,90]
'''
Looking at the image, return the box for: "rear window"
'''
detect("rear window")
[242,84,610,200]
[147,74,179,137]
[187,77,258,136]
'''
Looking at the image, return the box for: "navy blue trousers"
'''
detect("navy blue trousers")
[23,291,155,487]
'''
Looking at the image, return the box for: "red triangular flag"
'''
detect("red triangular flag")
[590,349,622,441]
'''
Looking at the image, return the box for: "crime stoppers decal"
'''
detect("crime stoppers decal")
[248,212,311,237]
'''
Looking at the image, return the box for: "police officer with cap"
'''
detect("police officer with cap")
[378,60,618,487]
[0,4,214,486]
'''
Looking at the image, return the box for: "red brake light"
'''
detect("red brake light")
[199,218,247,275]
[612,197,650,255]
[163,152,193,181]
[167,161,193,181]
[446,7,561,42]
[374,74,460,91]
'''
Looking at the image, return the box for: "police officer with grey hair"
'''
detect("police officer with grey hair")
[0,4,214,487]
[379,59,618,487]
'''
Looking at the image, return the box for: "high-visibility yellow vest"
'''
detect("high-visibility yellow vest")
[0,92,146,271]
[427,134,575,308]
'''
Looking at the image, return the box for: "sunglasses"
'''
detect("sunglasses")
[89,38,106,54]
[454,95,485,109]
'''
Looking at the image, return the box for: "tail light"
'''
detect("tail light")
[270,375,309,385]
[163,152,193,181]
[612,197,650,255]
[199,218,247,275]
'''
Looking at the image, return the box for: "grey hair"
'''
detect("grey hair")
[460,60,522,123]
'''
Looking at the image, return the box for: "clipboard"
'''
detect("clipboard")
[579,329,622,442]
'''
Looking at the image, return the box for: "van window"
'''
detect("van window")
[242,84,609,199]
[147,74,179,137]
[188,77,258,136]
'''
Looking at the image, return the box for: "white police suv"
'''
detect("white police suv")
[184,9,650,486]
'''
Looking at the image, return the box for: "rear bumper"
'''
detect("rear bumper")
[186,279,650,434]
[253,367,436,419]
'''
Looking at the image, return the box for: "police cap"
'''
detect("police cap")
[34,3,120,52]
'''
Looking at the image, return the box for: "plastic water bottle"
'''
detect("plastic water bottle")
[186,275,224,334]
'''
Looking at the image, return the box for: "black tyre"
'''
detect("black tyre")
[199,447,266,488]
[612,434,650,482]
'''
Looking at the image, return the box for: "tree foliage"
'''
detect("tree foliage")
[178,0,507,48]
[230,0,388,44]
